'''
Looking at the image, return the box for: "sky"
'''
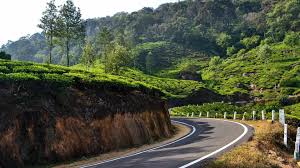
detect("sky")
[0,0,178,46]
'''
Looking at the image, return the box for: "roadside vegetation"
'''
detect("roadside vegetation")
[208,121,297,168]
[171,102,300,124]
[0,0,300,167]
[0,59,208,99]
[0,59,164,97]
[1,0,300,120]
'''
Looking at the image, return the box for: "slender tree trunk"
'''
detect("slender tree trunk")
[49,35,53,64]
[66,40,70,66]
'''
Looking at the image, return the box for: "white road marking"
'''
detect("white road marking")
[179,119,249,168]
[81,119,249,168]
[80,120,196,168]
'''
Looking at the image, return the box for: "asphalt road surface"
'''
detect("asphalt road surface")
[81,118,254,168]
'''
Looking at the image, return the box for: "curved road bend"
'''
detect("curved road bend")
[81,118,254,168]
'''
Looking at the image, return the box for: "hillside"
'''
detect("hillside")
[0,59,175,167]
[1,0,300,167]
[202,42,300,98]
[1,0,300,111]
[0,0,273,67]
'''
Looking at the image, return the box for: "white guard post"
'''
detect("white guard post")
[284,124,288,147]
[261,110,265,120]
[242,112,247,121]
[294,127,300,160]
[279,109,285,125]
[252,111,256,120]
[272,110,275,122]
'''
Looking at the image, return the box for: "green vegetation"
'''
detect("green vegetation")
[120,68,205,98]
[285,103,300,120]
[0,59,208,99]
[0,59,165,97]
[38,0,58,64]
[38,0,85,66]
[70,64,206,99]
[202,42,300,98]
[0,51,11,60]
[1,0,300,118]
[171,102,280,119]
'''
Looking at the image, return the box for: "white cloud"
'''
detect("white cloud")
[0,0,178,46]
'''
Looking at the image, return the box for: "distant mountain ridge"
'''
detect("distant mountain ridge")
[1,0,266,65]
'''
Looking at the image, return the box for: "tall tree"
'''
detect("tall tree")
[145,51,154,74]
[58,0,85,66]
[95,27,113,58]
[106,43,132,74]
[38,0,58,64]
[95,27,113,71]
[0,51,11,60]
[81,42,95,69]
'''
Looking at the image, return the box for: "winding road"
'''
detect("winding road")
[81,118,254,168]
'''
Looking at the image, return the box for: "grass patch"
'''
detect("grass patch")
[208,121,297,168]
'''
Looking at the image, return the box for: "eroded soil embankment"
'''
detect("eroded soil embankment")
[0,81,173,168]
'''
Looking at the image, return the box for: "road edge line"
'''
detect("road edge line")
[80,120,196,168]
[179,119,249,168]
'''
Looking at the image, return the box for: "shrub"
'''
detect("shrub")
[284,31,300,46]
[226,46,237,56]
[258,44,272,59]
[42,74,74,86]
[241,35,261,49]
[0,66,10,73]
[0,51,11,60]
[2,73,40,81]
[13,65,50,73]
[209,56,222,68]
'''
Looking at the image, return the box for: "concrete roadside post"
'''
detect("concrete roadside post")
[199,112,202,118]
[233,112,237,120]
[207,112,209,118]
[191,112,194,118]
[262,110,266,120]
[295,142,300,161]
[279,109,285,125]
[242,112,247,121]
[187,113,189,118]
[216,113,218,118]
[284,124,288,147]
[224,112,227,119]
[294,127,300,160]
[253,111,256,120]
[272,110,275,123]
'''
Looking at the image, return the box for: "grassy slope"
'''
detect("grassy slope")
[286,103,300,119]
[73,64,206,99]
[0,59,206,100]
[202,43,300,98]
[157,42,300,98]
[0,59,163,97]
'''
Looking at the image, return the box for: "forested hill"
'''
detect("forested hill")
[3,0,297,68]
[0,0,300,117]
